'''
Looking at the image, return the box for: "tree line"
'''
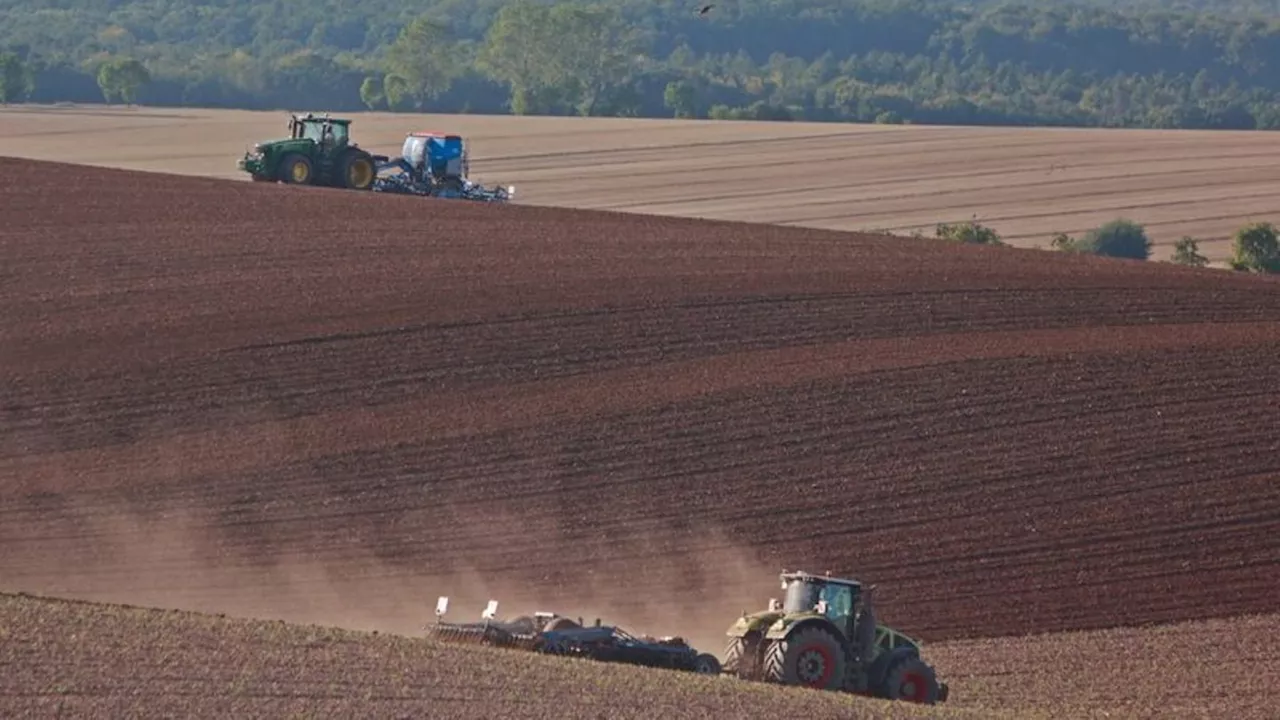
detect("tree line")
[6,0,1280,129]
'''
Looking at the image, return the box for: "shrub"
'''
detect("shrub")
[1230,222,1280,273]
[1049,232,1078,252]
[1051,219,1151,260]
[1171,237,1210,268]
[935,220,1005,246]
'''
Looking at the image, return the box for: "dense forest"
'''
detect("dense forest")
[4,0,1280,128]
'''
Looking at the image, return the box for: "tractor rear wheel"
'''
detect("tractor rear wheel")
[278,153,313,185]
[880,655,941,704]
[762,626,847,691]
[339,150,376,190]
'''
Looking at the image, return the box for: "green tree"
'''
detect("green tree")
[359,76,384,110]
[96,57,150,105]
[383,74,411,111]
[1171,237,1210,268]
[1070,219,1152,260]
[0,52,33,104]
[551,2,646,116]
[664,79,696,118]
[384,16,457,108]
[1230,222,1280,273]
[935,220,1005,246]
[478,0,560,115]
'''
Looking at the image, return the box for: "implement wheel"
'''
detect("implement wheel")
[693,653,722,675]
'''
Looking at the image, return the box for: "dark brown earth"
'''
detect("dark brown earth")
[3,155,1280,667]
[1,592,960,720]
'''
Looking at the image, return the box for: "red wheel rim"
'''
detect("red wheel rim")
[794,643,835,687]
[900,671,929,702]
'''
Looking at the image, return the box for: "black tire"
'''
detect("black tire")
[277,153,313,185]
[725,632,766,680]
[762,626,847,691]
[722,637,744,674]
[879,655,941,704]
[692,653,722,675]
[339,149,376,190]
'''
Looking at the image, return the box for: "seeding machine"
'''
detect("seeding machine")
[427,569,949,705]
[236,112,514,202]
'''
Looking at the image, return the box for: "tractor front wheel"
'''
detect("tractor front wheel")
[762,626,847,691]
[880,655,942,704]
[278,153,313,185]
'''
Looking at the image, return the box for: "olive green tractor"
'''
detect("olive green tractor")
[724,570,948,704]
[237,112,378,190]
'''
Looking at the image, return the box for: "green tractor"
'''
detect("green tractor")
[237,112,377,191]
[724,570,948,704]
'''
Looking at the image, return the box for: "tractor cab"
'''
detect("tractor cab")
[401,131,468,184]
[781,571,862,633]
[289,113,350,149]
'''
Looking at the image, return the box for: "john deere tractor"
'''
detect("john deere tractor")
[237,112,377,191]
[723,570,948,704]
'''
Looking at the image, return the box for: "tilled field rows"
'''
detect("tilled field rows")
[1,593,944,720]
[3,156,1280,657]
[4,106,1280,260]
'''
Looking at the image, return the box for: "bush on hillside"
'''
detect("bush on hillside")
[1051,219,1151,260]
[935,220,1005,246]
[1171,236,1210,268]
[1230,222,1280,273]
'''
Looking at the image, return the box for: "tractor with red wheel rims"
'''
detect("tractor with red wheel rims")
[722,570,949,704]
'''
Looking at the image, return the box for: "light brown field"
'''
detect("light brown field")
[4,104,1280,262]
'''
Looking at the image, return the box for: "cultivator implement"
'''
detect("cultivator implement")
[427,597,576,650]
[424,595,721,675]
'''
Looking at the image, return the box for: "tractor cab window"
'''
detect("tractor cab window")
[297,120,347,146]
[819,584,854,625]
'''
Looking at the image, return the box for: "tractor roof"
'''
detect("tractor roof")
[781,569,863,589]
[293,113,351,125]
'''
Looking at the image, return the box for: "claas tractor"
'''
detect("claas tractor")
[237,112,378,191]
[724,570,949,704]
[371,131,514,202]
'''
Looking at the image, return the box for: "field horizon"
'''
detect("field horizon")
[5,103,1280,263]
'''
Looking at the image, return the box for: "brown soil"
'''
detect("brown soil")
[6,104,1280,262]
[3,156,1280,715]
[930,611,1280,718]
[0,592,960,719]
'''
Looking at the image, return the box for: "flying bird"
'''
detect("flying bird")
[698,3,714,15]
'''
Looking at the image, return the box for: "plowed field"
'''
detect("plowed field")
[5,104,1280,262]
[6,592,1274,718]
[3,155,1280,716]
[0,592,958,720]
